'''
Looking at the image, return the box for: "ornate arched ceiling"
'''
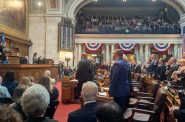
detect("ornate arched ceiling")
[65,0,185,20]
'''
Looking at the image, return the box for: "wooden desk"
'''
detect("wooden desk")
[97,93,113,103]
[0,64,59,82]
[61,80,78,104]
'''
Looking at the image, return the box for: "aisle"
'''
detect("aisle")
[54,81,80,122]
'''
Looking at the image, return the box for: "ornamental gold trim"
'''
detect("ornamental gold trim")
[0,24,28,40]
[0,0,29,40]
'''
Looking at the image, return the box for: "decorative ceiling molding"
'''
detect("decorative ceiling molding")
[75,34,182,44]
[66,0,185,20]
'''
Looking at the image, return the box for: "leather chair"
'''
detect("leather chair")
[45,100,59,119]
[125,87,167,122]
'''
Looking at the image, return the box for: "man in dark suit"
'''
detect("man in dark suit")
[134,61,142,74]
[148,54,158,76]
[154,58,166,81]
[68,81,98,122]
[110,49,130,112]
[75,54,94,99]
[166,57,178,81]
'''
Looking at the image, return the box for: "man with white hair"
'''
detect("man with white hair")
[68,81,98,122]
[43,70,56,85]
[21,84,58,122]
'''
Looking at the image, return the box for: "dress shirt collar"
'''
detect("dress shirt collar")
[84,100,96,106]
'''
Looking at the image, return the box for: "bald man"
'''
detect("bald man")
[109,49,130,112]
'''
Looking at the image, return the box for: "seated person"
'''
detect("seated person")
[0,75,11,98]
[68,81,98,122]
[20,84,58,122]
[43,70,56,86]
[96,101,124,122]
[170,89,185,122]
[171,59,185,86]
[2,71,19,96]
[0,105,23,122]
[39,77,59,101]
[11,77,32,120]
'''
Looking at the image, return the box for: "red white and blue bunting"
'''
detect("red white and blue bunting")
[153,43,170,52]
[85,43,102,51]
[119,43,135,51]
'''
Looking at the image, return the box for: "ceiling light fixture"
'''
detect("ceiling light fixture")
[37,1,42,7]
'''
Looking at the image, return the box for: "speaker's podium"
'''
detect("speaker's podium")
[61,77,78,104]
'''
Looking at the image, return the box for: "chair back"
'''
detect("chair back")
[138,75,145,91]
[133,73,140,81]
[45,100,59,119]
[153,88,167,114]
[149,81,160,98]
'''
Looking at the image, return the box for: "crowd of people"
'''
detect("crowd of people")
[0,70,59,122]
[76,15,180,34]
[2,49,185,122]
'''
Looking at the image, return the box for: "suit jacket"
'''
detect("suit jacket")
[154,64,166,81]
[173,92,185,122]
[109,58,130,97]
[167,64,179,81]
[25,117,58,122]
[68,102,97,122]
[134,64,141,74]
[76,59,94,84]
[148,60,158,74]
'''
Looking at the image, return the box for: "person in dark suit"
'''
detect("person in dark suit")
[154,58,166,81]
[166,57,178,81]
[96,101,124,122]
[134,61,142,74]
[148,54,158,76]
[110,49,130,112]
[2,71,19,96]
[170,89,185,122]
[68,81,98,122]
[75,54,94,99]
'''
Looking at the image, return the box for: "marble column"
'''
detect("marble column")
[178,44,183,58]
[78,43,82,63]
[74,43,78,67]
[174,44,178,58]
[134,45,139,62]
[139,44,144,62]
[106,44,110,64]
[111,44,115,64]
[145,44,150,61]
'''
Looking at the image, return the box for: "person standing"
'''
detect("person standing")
[109,49,130,112]
[166,57,178,81]
[148,54,158,76]
[32,52,38,64]
[75,54,93,99]
[154,58,166,81]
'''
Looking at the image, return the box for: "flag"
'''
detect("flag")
[1,32,5,43]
